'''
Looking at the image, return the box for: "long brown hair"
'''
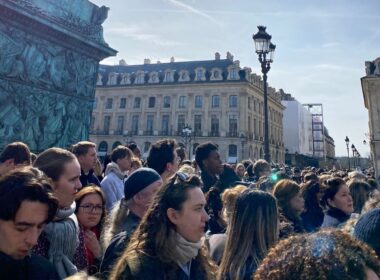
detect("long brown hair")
[218,190,278,280]
[74,184,106,231]
[110,173,216,279]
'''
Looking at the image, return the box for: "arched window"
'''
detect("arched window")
[112,141,122,150]
[98,141,108,158]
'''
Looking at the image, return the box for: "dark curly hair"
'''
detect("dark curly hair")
[254,229,380,280]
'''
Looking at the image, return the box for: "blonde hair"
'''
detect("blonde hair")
[221,184,247,222]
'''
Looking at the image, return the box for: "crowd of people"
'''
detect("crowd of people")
[0,140,380,280]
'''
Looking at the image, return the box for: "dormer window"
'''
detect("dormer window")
[163,70,174,83]
[108,72,118,85]
[135,71,145,84]
[210,68,223,81]
[195,67,206,81]
[227,66,239,80]
[148,72,159,84]
[178,70,190,82]
[120,73,131,85]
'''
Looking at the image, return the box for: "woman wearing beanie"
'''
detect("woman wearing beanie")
[321,177,353,228]
[100,167,162,278]
[273,179,305,239]
[110,173,216,280]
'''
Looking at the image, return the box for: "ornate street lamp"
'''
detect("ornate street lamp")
[351,144,356,168]
[253,26,275,162]
[345,136,350,170]
[182,124,193,159]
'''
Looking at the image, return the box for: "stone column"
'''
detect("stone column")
[0,0,116,151]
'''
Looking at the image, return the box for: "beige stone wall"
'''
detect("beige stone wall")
[90,81,285,163]
[362,73,380,176]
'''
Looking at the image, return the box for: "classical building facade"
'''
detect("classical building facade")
[361,57,380,177]
[90,52,285,163]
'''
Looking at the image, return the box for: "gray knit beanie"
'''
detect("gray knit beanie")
[354,208,380,257]
[124,167,161,200]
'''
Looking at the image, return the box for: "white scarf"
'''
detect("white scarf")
[172,231,202,266]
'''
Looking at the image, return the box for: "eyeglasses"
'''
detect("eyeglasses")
[79,204,104,213]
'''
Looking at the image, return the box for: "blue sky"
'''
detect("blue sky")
[91,0,380,157]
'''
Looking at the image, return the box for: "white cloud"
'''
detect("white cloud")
[107,25,182,47]
[322,42,340,48]
[165,0,223,27]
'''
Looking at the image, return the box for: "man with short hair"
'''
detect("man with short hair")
[0,142,31,176]
[101,145,133,210]
[0,166,60,279]
[195,142,239,193]
[72,141,101,187]
[146,139,179,183]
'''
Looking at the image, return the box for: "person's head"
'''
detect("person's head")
[71,141,97,173]
[235,163,246,178]
[348,179,371,214]
[303,172,318,183]
[273,179,304,219]
[110,145,133,172]
[34,148,82,208]
[146,139,178,177]
[127,142,141,159]
[253,159,270,178]
[354,208,380,258]
[301,180,322,211]
[367,178,380,198]
[292,167,301,177]
[0,142,31,176]
[321,177,353,215]
[221,184,247,223]
[124,167,163,216]
[219,190,278,280]
[195,142,223,175]
[348,171,367,181]
[254,230,380,280]
[241,159,253,169]
[0,166,58,260]
[111,173,213,279]
[129,157,142,173]
[75,185,106,230]
[176,147,186,163]
[205,187,225,233]
[101,167,162,249]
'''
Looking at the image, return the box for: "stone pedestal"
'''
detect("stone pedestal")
[0,0,116,151]
[361,57,380,177]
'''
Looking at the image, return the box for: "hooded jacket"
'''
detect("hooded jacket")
[101,162,126,211]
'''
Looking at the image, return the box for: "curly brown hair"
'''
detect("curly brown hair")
[254,229,380,280]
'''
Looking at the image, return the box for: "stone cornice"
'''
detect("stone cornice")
[0,0,117,60]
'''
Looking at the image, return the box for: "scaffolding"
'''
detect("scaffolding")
[303,104,325,160]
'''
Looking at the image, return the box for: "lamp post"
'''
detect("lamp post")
[240,134,247,161]
[182,124,193,159]
[351,144,356,168]
[253,26,276,163]
[345,136,350,170]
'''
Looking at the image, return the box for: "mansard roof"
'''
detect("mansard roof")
[99,58,234,74]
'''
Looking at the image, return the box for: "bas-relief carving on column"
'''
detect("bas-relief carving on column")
[0,0,116,151]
